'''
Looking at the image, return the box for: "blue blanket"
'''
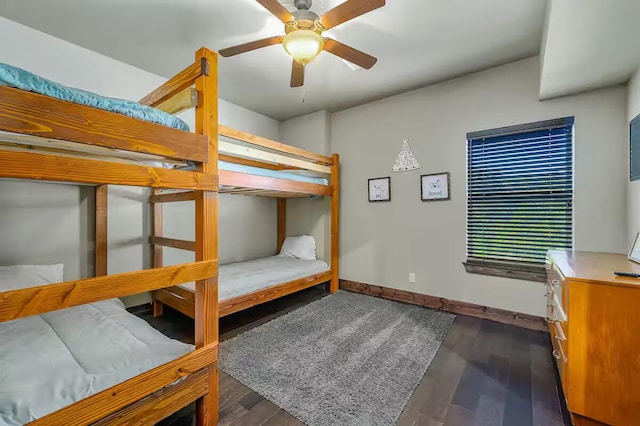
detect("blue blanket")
[0,63,190,131]
[219,160,329,185]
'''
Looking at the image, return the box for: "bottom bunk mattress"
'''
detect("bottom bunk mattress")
[0,298,193,426]
[179,256,330,301]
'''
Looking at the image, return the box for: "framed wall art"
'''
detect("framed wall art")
[368,177,391,202]
[421,172,450,201]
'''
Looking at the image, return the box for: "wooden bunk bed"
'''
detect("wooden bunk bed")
[151,127,340,319]
[0,48,220,425]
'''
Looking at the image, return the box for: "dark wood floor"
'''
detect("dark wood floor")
[134,286,569,426]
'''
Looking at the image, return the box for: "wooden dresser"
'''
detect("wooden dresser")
[546,251,640,426]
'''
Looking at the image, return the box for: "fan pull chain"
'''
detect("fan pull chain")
[302,64,306,103]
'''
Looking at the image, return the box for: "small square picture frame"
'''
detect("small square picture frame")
[368,177,391,202]
[628,232,640,264]
[421,172,450,202]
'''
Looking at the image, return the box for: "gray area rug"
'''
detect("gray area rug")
[219,291,455,426]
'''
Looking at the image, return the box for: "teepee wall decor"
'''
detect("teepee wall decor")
[392,138,422,171]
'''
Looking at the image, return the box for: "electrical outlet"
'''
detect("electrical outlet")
[409,273,416,283]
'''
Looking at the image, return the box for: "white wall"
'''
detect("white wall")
[628,67,640,246]
[331,57,628,317]
[0,181,95,279]
[279,111,332,262]
[0,18,280,306]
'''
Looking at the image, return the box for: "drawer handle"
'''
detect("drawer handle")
[552,349,561,359]
[551,279,560,288]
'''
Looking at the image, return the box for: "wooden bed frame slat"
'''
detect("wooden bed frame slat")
[0,85,208,162]
[0,260,217,322]
[29,343,218,426]
[156,87,198,115]
[330,153,340,293]
[155,271,333,319]
[152,188,165,318]
[92,368,208,426]
[277,199,286,252]
[0,133,185,166]
[219,125,332,165]
[95,185,108,277]
[167,285,197,302]
[155,288,196,318]
[220,271,332,317]
[219,188,314,197]
[139,60,205,108]
[150,191,196,203]
[219,140,332,174]
[0,150,217,190]
[219,169,331,196]
[219,153,282,170]
[150,236,196,252]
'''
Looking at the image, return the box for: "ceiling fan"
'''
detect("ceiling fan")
[219,0,385,87]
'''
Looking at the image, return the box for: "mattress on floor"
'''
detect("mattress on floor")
[0,298,193,426]
[180,256,330,301]
[219,160,329,186]
[0,63,189,131]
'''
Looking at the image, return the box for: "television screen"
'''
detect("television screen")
[631,114,640,181]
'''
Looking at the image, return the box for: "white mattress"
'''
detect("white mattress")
[0,298,193,426]
[180,256,330,301]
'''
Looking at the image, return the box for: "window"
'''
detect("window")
[464,117,574,282]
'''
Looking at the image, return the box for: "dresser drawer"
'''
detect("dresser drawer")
[550,319,569,398]
[548,292,567,322]
[546,261,567,322]
[547,261,566,287]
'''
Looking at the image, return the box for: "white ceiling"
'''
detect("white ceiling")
[540,0,640,99]
[0,0,547,120]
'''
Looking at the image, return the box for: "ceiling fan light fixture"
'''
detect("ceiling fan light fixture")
[283,29,324,65]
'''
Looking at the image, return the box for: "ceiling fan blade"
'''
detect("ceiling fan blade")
[219,36,284,57]
[324,38,377,69]
[291,60,304,87]
[319,0,385,29]
[256,0,294,23]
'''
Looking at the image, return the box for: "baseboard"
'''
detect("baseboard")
[339,279,547,332]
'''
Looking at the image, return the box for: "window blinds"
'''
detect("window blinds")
[466,117,574,265]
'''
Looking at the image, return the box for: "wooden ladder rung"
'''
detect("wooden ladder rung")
[149,191,196,203]
[150,236,195,251]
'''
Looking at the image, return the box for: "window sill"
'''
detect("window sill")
[463,260,547,283]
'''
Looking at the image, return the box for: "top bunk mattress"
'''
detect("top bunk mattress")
[0,298,193,426]
[180,256,329,301]
[0,63,189,131]
[219,161,329,186]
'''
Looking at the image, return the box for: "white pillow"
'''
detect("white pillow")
[0,264,64,291]
[278,235,317,260]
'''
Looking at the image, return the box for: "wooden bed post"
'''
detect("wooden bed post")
[152,188,164,317]
[194,47,219,426]
[277,198,286,252]
[95,185,108,277]
[330,154,340,293]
